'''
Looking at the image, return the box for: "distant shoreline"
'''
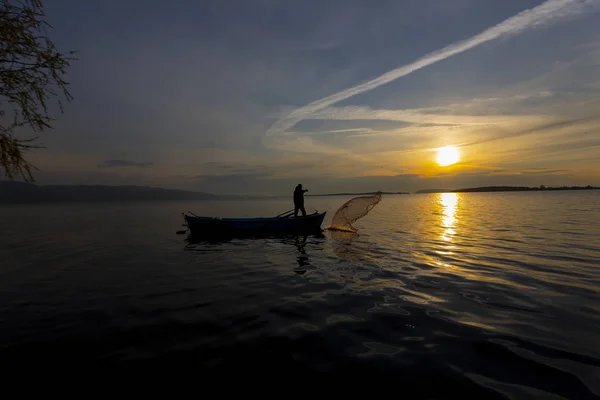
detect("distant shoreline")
[416,185,599,194]
[2,181,598,205]
[0,181,261,204]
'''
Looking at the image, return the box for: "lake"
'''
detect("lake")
[1,191,599,395]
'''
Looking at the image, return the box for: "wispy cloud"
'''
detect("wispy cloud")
[97,160,154,168]
[195,162,272,178]
[266,0,600,136]
[299,106,556,126]
[521,168,570,175]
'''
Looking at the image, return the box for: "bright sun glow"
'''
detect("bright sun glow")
[436,146,460,167]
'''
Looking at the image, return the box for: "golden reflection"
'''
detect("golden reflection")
[433,261,534,289]
[439,193,458,242]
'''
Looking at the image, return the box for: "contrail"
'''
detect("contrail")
[266,0,599,136]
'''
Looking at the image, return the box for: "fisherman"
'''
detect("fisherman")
[293,184,308,217]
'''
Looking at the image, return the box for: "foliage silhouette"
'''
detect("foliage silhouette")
[1,0,76,182]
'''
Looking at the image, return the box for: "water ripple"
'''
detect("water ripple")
[1,193,600,394]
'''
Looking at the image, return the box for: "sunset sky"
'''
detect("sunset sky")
[17,0,600,195]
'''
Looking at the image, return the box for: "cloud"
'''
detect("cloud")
[193,162,272,179]
[192,161,325,182]
[266,0,600,136]
[298,105,554,126]
[201,162,268,172]
[521,168,570,175]
[97,160,154,168]
[193,172,273,184]
[459,117,593,147]
[190,161,320,190]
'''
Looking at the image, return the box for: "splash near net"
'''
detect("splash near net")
[328,191,382,233]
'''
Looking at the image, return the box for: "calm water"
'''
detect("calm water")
[1,192,600,394]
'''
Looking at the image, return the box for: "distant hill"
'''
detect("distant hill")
[453,185,599,193]
[0,182,222,204]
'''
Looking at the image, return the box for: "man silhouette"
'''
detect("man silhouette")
[293,184,308,217]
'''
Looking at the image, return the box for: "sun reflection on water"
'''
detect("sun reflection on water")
[440,193,459,242]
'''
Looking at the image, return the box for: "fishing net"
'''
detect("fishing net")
[328,191,382,232]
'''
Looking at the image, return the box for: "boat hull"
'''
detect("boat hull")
[184,211,326,238]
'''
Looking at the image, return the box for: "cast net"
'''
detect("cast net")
[328,191,382,232]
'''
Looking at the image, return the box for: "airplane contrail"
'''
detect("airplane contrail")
[266,0,599,136]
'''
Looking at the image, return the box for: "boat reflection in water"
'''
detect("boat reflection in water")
[184,231,325,247]
[184,232,326,275]
[278,234,327,274]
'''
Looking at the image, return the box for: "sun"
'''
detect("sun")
[436,146,460,167]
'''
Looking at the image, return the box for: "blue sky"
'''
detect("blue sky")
[14,0,600,194]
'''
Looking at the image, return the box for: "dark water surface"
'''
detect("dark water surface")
[1,192,600,395]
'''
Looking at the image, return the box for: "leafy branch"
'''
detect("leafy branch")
[1,0,76,182]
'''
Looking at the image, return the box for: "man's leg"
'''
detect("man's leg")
[294,205,299,217]
[300,206,306,216]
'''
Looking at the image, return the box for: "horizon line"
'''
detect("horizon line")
[2,180,599,198]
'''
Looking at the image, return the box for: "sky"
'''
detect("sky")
[10,0,600,195]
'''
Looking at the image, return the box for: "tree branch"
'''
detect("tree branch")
[1,0,75,181]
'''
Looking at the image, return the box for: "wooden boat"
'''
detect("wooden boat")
[182,210,327,237]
